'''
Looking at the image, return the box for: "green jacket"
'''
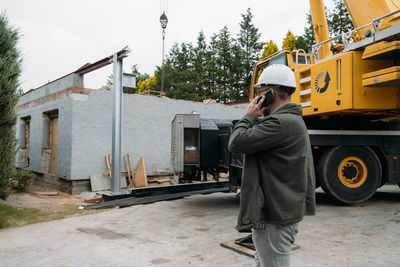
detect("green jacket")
[228,103,316,232]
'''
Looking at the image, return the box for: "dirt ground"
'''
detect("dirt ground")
[0,175,220,220]
[0,184,87,213]
[0,175,180,214]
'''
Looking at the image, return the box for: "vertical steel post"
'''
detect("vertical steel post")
[110,46,130,193]
[111,53,122,193]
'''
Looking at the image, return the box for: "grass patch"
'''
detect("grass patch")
[0,203,98,229]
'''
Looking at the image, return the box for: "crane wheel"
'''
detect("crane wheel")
[317,146,381,204]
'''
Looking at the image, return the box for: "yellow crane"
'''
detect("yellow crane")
[250,0,400,203]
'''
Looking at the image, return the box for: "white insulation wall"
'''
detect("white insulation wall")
[69,90,246,180]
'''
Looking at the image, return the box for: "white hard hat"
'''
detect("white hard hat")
[254,64,297,89]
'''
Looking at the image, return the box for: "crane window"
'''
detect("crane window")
[269,53,288,66]
[292,54,311,64]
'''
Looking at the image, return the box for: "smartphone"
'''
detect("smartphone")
[257,91,275,109]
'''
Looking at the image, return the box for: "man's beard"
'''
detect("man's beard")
[263,105,272,116]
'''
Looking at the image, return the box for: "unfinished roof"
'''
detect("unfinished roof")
[23,55,112,96]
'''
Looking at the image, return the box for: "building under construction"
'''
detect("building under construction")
[15,63,245,194]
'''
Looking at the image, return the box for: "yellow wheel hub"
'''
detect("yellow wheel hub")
[338,157,368,188]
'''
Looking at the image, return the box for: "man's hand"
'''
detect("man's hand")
[246,95,267,119]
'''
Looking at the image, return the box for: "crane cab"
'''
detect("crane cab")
[250,50,313,99]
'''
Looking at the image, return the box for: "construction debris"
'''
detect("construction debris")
[202,98,217,104]
[132,157,147,188]
[85,184,229,210]
[127,153,136,188]
[102,153,145,190]
[31,191,59,197]
[105,154,112,178]
[148,177,172,184]
[220,240,255,259]
[85,181,229,209]
[124,154,133,187]
[84,195,103,203]
[220,235,300,259]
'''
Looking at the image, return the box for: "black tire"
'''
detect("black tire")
[317,146,381,204]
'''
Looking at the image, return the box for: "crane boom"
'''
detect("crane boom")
[344,0,400,37]
[309,0,332,60]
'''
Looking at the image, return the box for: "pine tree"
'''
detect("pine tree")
[301,11,316,52]
[295,36,308,51]
[328,0,354,37]
[163,43,184,99]
[159,9,264,102]
[205,34,219,100]
[214,26,237,102]
[260,40,279,59]
[0,13,22,199]
[237,8,263,99]
[282,30,297,51]
[230,42,244,101]
[162,42,199,101]
[193,31,208,98]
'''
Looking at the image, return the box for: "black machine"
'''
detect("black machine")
[180,118,243,191]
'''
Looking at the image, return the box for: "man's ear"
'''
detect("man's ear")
[271,88,277,99]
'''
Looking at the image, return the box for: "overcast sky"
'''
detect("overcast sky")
[1,0,335,92]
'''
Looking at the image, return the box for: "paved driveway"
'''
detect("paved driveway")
[1,186,399,267]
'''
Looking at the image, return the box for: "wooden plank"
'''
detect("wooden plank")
[102,170,128,176]
[220,240,255,258]
[128,153,135,177]
[128,179,135,189]
[133,157,147,187]
[124,154,131,184]
[152,178,172,184]
[128,153,136,188]
[105,154,112,178]
[84,196,103,203]
[220,240,300,258]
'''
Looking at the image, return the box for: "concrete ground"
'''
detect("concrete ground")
[1,186,400,267]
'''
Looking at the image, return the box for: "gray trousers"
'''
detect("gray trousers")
[252,223,299,267]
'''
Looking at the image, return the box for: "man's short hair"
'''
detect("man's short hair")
[269,84,295,100]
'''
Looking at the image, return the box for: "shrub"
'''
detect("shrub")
[10,170,35,192]
[0,12,22,199]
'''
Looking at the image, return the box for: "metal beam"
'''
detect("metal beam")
[110,46,131,193]
[74,57,112,75]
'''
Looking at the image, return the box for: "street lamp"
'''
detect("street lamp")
[160,12,168,93]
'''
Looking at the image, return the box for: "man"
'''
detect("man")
[228,64,316,267]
